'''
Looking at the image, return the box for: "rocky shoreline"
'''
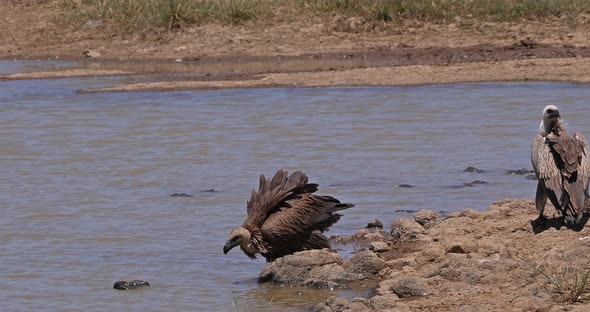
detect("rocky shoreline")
[258,198,590,311]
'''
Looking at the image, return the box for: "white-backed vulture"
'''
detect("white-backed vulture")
[531,105,590,224]
[223,170,354,262]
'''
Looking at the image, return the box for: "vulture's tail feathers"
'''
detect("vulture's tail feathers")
[562,178,587,224]
[315,195,355,212]
[311,195,354,232]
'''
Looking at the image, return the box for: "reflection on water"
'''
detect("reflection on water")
[2,61,590,311]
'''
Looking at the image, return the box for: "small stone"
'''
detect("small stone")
[389,277,431,298]
[366,219,384,229]
[391,219,426,242]
[386,257,417,269]
[414,210,441,229]
[82,19,103,29]
[415,245,446,264]
[347,250,385,276]
[517,37,537,48]
[459,208,483,219]
[369,241,390,252]
[113,280,150,290]
[83,49,101,58]
[445,238,478,254]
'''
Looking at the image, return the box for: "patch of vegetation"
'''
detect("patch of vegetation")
[535,263,590,303]
[299,0,590,22]
[63,0,266,31]
[61,0,590,31]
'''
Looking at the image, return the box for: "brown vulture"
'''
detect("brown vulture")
[531,105,590,224]
[223,170,354,262]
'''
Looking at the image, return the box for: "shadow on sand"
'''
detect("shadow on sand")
[531,213,590,234]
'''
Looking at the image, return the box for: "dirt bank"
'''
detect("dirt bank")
[1,1,590,90]
[261,199,590,311]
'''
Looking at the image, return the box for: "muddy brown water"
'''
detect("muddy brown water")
[2,60,590,311]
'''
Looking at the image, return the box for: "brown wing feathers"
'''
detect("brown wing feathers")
[242,170,353,261]
[542,128,589,222]
[245,170,318,229]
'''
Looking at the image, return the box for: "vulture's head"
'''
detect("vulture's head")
[540,105,561,134]
[223,226,252,255]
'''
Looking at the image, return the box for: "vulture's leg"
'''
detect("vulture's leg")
[535,182,548,225]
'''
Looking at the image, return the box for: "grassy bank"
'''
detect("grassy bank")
[63,0,590,31]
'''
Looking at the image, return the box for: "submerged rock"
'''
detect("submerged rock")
[463,180,488,187]
[506,168,535,175]
[200,189,218,193]
[169,193,193,197]
[113,280,150,290]
[398,184,416,188]
[395,209,419,214]
[463,166,485,173]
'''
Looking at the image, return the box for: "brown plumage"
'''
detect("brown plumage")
[223,170,354,262]
[531,105,590,224]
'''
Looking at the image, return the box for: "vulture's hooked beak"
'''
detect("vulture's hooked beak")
[223,240,239,254]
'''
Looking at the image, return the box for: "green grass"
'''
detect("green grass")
[62,0,590,32]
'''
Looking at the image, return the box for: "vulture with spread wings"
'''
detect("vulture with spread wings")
[223,170,354,262]
[531,105,590,225]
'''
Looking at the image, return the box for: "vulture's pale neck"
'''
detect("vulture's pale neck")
[241,239,257,255]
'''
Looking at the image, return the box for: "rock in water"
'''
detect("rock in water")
[169,193,193,197]
[113,280,150,290]
[506,168,534,175]
[463,166,485,173]
[366,219,384,229]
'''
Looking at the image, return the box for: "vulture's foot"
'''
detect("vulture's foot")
[564,213,587,231]
[531,215,548,234]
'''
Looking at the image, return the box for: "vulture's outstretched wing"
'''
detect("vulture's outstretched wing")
[243,170,318,229]
[259,194,353,260]
[531,134,563,212]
